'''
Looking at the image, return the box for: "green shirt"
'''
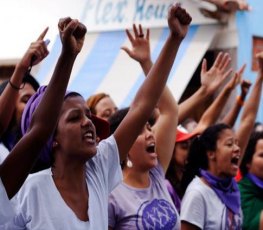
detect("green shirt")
[238,176,263,230]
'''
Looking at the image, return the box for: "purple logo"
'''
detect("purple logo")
[136,199,177,229]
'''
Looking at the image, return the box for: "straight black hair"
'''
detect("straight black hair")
[181,123,231,194]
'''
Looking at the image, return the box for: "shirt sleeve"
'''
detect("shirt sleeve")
[0,178,15,225]
[108,193,118,228]
[180,188,206,229]
[150,161,165,179]
[92,135,122,193]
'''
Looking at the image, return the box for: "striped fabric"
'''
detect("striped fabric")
[35,24,219,108]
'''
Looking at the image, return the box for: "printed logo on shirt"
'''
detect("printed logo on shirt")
[136,198,177,229]
[224,208,242,230]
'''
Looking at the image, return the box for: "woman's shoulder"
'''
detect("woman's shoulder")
[184,176,214,198]
[93,135,118,159]
[18,169,52,193]
[186,176,205,190]
[11,168,53,206]
[239,176,263,198]
[27,168,51,180]
[90,135,119,166]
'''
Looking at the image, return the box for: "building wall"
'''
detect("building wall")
[237,0,263,122]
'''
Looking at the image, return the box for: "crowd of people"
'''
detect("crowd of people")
[0,1,262,229]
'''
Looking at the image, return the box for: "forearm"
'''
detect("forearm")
[0,65,28,135]
[221,103,241,127]
[9,63,29,86]
[222,92,248,126]
[197,86,233,130]
[237,72,263,155]
[178,86,211,124]
[141,57,177,115]
[240,74,262,125]
[115,36,183,162]
[140,59,153,76]
[154,87,178,172]
[29,52,77,136]
[142,53,178,171]
[131,35,182,115]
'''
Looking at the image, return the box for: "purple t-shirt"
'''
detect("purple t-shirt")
[108,163,180,229]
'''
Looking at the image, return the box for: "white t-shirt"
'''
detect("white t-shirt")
[4,135,122,230]
[180,177,242,230]
[0,178,15,225]
[0,143,9,164]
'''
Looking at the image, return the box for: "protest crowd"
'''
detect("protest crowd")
[0,0,262,229]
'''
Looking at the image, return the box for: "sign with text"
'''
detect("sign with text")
[81,0,217,32]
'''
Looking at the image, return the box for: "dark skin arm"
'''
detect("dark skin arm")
[222,65,251,127]
[122,28,233,128]
[122,23,178,173]
[0,28,49,137]
[0,18,86,199]
[236,52,263,160]
[114,4,192,163]
[193,66,240,135]
[179,52,232,124]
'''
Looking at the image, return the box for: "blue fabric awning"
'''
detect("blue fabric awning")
[34,24,219,107]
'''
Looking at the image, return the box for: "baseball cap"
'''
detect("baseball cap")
[176,125,197,143]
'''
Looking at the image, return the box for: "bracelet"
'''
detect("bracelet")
[9,80,25,90]
[236,95,245,106]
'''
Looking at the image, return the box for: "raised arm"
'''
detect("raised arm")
[236,53,263,159]
[122,24,178,172]
[193,67,240,135]
[0,18,86,198]
[122,24,153,75]
[0,28,49,137]
[178,52,232,124]
[222,65,251,126]
[114,4,191,162]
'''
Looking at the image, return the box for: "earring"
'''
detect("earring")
[126,157,133,168]
[52,141,58,148]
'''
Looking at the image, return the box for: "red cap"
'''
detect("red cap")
[175,125,197,143]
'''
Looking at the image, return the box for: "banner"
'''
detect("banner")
[81,0,218,32]
[0,0,218,62]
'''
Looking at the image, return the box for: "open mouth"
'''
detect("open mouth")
[146,143,155,153]
[83,130,95,142]
[231,156,240,166]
